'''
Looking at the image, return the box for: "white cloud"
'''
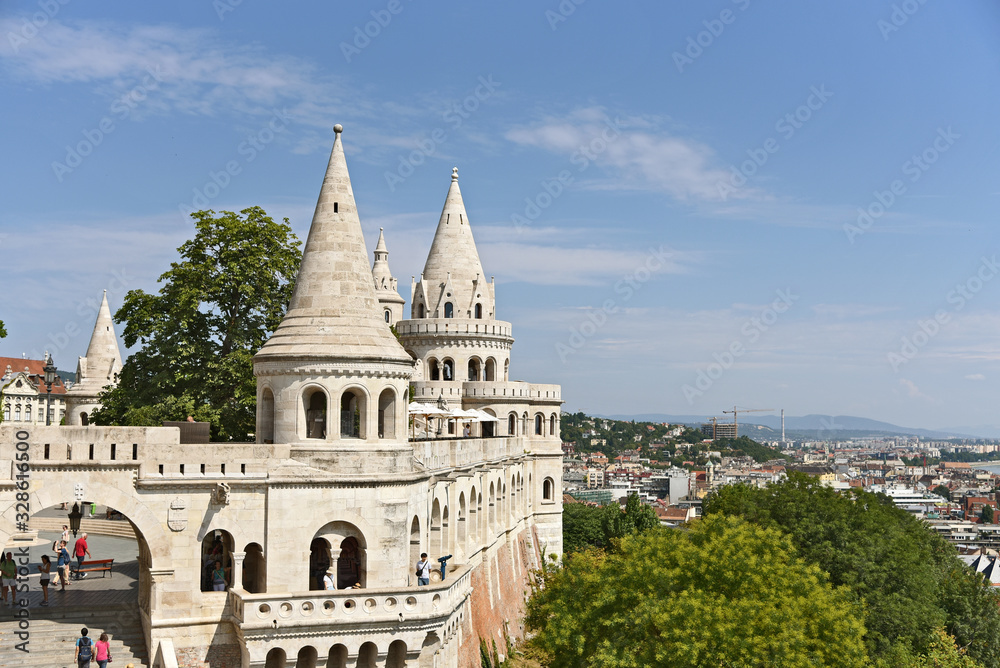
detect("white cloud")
[898,378,932,401]
[965,373,986,381]
[506,107,759,202]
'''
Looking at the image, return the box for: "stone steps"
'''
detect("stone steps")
[0,605,147,668]
[31,517,136,539]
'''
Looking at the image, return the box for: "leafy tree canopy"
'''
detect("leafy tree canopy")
[601,492,659,547]
[711,435,790,462]
[526,515,868,668]
[0,320,6,338]
[92,208,301,441]
[562,502,605,554]
[703,472,1000,666]
[935,485,953,501]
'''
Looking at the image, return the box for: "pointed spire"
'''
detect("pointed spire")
[415,167,494,319]
[69,289,122,396]
[374,227,388,256]
[256,126,411,363]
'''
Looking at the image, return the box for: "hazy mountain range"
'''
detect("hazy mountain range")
[602,413,1000,440]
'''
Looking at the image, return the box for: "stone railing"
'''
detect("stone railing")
[410,381,561,402]
[231,565,473,631]
[395,319,513,339]
[0,426,285,480]
[410,437,522,470]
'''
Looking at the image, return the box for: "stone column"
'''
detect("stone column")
[231,551,246,590]
[329,548,342,589]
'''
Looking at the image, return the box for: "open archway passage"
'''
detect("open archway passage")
[1,504,153,665]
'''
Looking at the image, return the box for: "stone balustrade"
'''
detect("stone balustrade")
[410,381,561,402]
[395,319,513,339]
[231,565,473,631]
[410,437,522,471]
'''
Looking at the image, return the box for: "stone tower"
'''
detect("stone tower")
[64,290,123,425]
[401,168,513,386]
[371,228,405,327]
[253,124,415,460]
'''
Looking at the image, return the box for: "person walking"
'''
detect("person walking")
[94,632,111,668]
[75,627,94,668]
[0,552,10,605]
[57,541,72,591]
[74,532,92,580]
[415,553,431,586]
[61,524,70,545]
[38,554,51,606]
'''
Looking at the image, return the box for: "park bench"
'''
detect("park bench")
[75,558,115,578]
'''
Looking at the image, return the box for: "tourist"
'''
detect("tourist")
[323,567,335,590]
[94,632,112,668]
[57,540,72,591]
[61,524,71,545]
[38,554,51,606]
[0,552,13,604]
[416,552,431,586]
[212,560,227,591]
[75,627,94,668]
[74,532,92,579]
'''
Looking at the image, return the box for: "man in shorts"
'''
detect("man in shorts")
[73,533,92,579]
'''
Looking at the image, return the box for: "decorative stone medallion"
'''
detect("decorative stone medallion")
[167,497,187,531]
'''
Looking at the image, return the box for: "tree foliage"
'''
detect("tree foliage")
[92,208,301,441]
[711,435,790,462]
[935,485,953,501]
[982,505,994,524]
[526,515,868,668]
[0,320,6,338]
[703,473,1000,667]
[562,502,605,554]
[601,492,659,548]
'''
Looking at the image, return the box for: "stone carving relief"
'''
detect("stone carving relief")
[213,482,231,506]
[167,497,187,532]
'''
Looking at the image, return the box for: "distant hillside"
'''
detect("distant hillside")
[604,413,984,440]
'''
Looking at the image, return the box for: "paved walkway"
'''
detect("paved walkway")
[0,531,140,613]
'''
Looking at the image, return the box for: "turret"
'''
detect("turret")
[64,290,123,425]
[371,228,405,326]
[253,125,414,455]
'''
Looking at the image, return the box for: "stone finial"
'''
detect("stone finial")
[452,167,459,181]
[333,124,343,134]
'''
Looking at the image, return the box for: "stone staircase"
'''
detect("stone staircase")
[0,603,148,668]
[30,516,137,539]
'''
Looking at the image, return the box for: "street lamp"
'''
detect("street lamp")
[68,502,83,537]
[43,352,57,426]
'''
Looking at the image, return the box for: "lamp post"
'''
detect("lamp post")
[43,352,57,426]
[68,502,83,537]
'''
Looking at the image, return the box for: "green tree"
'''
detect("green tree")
[0,320,6,338]
[562,502,605,554]
[908,628,986,668]
[601,492,659,547]
[704,473,1000,666]
[982,505,995,524]
[526,515,868,668]
[92,208,301,441]
[935,485,952,501]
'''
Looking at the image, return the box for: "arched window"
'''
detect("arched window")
[504,359,510,381]
[534,414,543,435]
[14,406,20,421]
[201,530,234,592]
[543,477,554,501]
[409,517,421,585]
[25,406,31,422]
[2,405,8,421]
[468,358,481,381]
[444,302,454,318]
[338,536,363,588]
[384,310,391,323]
[265,648,287,668]
[475,303,483,319]
[260,388,275,443]
[309,538,330,590]
[508,413,516,436]
[296,647,318,668]
[428,357,440,381]
[418,303,425,318]
[80,412,89,426]
[340,389,365,438]
[485,358,496,381]
[243,542,266,593]
[550,413,556,436]
[431,498,442,556]
[378,388,396,439]
[442,359,454,381]
[304,389,327,439]
[387,640,408,668]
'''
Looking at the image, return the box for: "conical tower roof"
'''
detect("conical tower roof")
[421,167,486,285]
[255,126,411,364]
[70,290,122,393]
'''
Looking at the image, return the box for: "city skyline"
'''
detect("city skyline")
[2,1,999,430]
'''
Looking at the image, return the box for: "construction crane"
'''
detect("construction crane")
[721,406,774,439]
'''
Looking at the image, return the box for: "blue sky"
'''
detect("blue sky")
[2,1,999,431]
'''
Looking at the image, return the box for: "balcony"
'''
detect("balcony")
[410,436,522,470]
[231,565,473,632]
